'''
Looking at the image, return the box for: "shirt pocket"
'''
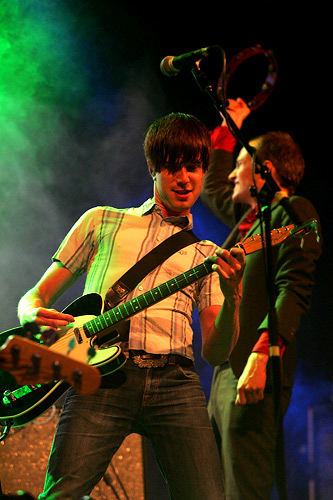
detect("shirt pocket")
[160,248,197,278]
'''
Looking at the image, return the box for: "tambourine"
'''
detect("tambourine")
[217,45,278,111]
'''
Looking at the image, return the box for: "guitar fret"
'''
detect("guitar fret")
[142,294,149,306]
[127,298,138,313]
[108,308,121,325]
[87,321,98,335]
[132,298,140,311]
[91,320,100,333]
[96,316,108,330]
[152,287,162,301]
[122,302,130,315]
[98,315,107,329]
[117,305,126,319]
[104,315,112,328]
[146,292,155,305]
[184,271,192,282]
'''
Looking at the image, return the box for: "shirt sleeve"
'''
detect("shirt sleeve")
[210,125,237,151]
[252,330,286,357]
[52,208,101,278]
[196,244,224,312]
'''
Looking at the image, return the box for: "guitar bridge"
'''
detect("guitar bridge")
[2,385,42,405]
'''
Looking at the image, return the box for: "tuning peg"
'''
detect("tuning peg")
[72,369,83,389]
[10,344,21,364]
[52,359,62,379]
[41,329,59,346]
[27,352,42,374]
[23,321,41,340]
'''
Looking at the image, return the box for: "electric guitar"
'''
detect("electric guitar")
[0,219,317,428]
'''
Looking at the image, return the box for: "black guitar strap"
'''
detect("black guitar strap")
[105,229,200,310]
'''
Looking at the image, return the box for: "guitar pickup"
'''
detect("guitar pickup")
[73,327,83,344]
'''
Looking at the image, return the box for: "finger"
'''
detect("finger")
[211,262,234,280]
[213,251,243,281]
[257,389,264,401]
[244,389,262,404]
[247,393,258,404]
[215,248,244,269]
[34,317,74,328]
[230,246,246,264]
[226,99,239,111]
[36,308,74,322]
[236,97,249,107]
[34,309,75,328]
[236,387,247,406]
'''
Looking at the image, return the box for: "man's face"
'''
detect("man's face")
[229,146,265,206]
[153,162,205,216]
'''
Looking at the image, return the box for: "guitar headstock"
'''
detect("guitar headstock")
[0,335,101,395]
[239,219,319,255]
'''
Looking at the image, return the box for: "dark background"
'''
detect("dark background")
[0,2,331,498]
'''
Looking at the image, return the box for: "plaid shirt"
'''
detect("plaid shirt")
[53,198,223,359]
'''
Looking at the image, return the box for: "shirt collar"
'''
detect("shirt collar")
[140,197,193,229]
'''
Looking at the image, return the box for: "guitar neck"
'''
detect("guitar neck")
[83,220,315,339]
[84,261,214,337]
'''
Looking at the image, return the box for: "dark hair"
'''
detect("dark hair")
[253,131,305,194]
[144,112,211,173]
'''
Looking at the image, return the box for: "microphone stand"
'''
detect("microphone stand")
[191,57,289,500]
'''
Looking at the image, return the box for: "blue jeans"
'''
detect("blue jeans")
[40,359,225,500]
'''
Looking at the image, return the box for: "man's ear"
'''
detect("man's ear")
[262,160,281,189]
[262,159,273,170]
[262,160,277,178]
[148,162,156,180]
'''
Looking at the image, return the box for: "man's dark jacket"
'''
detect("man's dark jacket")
[201,149,322,388]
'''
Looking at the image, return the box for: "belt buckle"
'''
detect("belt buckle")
[132,354,168,368]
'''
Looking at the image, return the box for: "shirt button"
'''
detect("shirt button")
[138,286,143,291]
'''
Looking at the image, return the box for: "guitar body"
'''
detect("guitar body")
[0,294,126,427]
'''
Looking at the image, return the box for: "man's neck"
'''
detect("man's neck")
[154,192,190,219]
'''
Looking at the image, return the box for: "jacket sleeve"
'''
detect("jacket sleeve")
[258,196,322,343]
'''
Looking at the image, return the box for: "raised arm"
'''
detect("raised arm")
[201,98,251,227]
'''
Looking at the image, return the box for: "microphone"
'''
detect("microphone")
[160,46,216,77]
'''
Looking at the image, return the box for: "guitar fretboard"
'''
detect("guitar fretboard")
[84,261,214,337]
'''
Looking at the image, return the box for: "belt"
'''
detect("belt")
[124,349,193,369]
